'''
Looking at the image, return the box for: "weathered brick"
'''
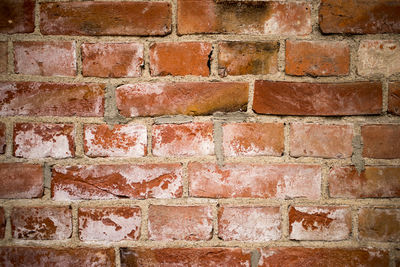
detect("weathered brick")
[178,0,311,35]
[319,0,400,34]
[0,163,43,199]
[116,82,248,117]
[82,43,144,78]
[0,122,5,154]
[253,81,382,116]
[0,42,7,73]
[121,247,251,267]
[14,41,76,77]
[258,247,389,267]
[0,207,4,239]
[40,2,171,36]
[218,206,280,241]
[14,123,75,159]
[150,42,211,77]
[285,40,350,76]
[358,40,400,77]
[11,206,72,240]
[223,123,284,157]
[289,206,351,241]
[52,164,183,200]
[84,124,147,158]
[362,124,400,159]
[79,207,141,241]
[152,123,214,157]
[148,205,213,241]
[359,208,400,242]
[0,0,35,34]
[188,163,321,199]
[0,247,115,266]
[329,166,400,198]
[218,41,279,76]
[389,82,400,115]
[0,82,104,117]
[290,123,353,158]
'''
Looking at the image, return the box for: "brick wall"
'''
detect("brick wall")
[0,0,399,266]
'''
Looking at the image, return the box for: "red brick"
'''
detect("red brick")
[285,40,350,76]
[78,207,141,241]
[11,206,72,240]
[152,123,214,157]
[14,41,76,77]
[14,123,74,159]
[0,247,115,266]
[82,43,144,78]
[258,247,389,267]
[178,0,311,35]
[116,82,248,117]
[0,0,35,34]
[218,41,279,76]
[223,123,284,157]
[0,163,43,199]
[253,81,382,116]
[0,207,4,239]
[84,124,147,158]
[52,164,183,200]
[0,42,7,73]
[150,42,211,77]
[40,2,171,36]
[148,205,212,241]
[218,206,280,241]
[121,247,251,267]
[362,124,400,159]
[359,208,400,242]
[319,0,400,34]
[358,40,400,77]
[0,122,5,154]
[0,82,104,117]
[188,163,321,199]
[289,206,351,241]
[290,123,353,159]
[329,166,400,198]
[389,82,400,115]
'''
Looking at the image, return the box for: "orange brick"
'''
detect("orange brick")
[359,208,400,242]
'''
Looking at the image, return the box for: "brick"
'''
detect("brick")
[0,0,35,34]
[285,40,350,77]
[189,163,321,199]
[329,166,400,198]
[40,2,171,36]
[362,124,400,159]
[177,0,311,35]
[148,205,213,241]
[150,42,211,77]
[121,247,251,267]
[0,82,104,117]
[14,41,76,77]
[290,123,353,159]
[84,124,147,157]
[152,123,214,157]
[116,82,248,117]
[258,247,389,267]
[78,207,141,241]
[289,206,351,241]
[0,247,115,266]
[14,123,75,159]
[0,163,43,199]
[358,40,400,77]
[319,0,400,34]
[223,123,284,157]
[52,164,183,200]
[0,207,4,239]
[82,43,144,78]
[0,122,5,154]
[359,208,400,242]
[389,82,400,115]
[218,41,279,76]
[0,42,7,73]
[11,206,72,240]
[253,81,382,116]
[218,206,280,241]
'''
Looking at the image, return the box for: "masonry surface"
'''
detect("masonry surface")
[0,0,399,266]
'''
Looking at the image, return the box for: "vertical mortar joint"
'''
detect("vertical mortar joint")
[251,249,261,267]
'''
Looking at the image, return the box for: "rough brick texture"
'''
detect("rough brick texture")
[0,0,35,34]
[362,124,400,159]
[359,208,400,242]
[389,82,400,115]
